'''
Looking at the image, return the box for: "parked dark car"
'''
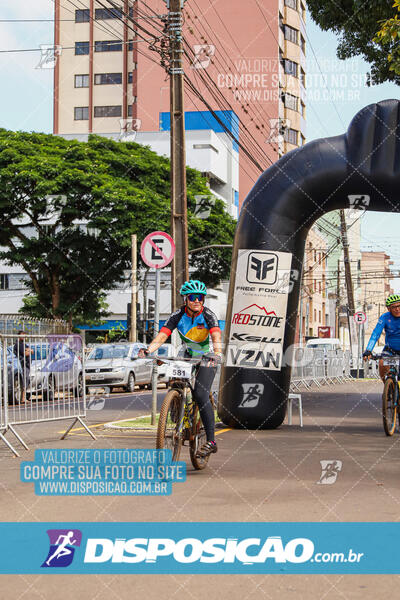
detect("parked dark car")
[2,347,24,405]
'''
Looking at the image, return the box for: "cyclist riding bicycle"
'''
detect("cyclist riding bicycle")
[363,294,400,381]
[139,280,222,458]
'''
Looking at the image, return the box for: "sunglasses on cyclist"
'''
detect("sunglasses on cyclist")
[187,293,205,302]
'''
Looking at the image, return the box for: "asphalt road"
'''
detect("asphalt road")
[1,379,400,598]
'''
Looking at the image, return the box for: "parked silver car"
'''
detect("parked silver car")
[85,343,152,392]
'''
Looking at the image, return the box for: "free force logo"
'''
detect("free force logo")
[238,384,264,408]
[41,529,82,568]
[246,252,278,284]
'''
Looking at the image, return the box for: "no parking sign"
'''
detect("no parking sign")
[140,231,175,269]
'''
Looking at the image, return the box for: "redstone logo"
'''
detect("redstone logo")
[231,304,283,328]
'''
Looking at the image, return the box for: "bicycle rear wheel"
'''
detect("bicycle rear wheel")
[382,377,397,436]
[156,389,184,460]
[189,406,209,470]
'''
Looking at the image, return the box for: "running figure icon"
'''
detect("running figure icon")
[41,529,82,568]
[46,531,77,566]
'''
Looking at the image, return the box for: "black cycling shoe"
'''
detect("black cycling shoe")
[196,441,217,458]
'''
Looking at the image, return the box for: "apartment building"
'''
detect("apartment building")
[361,251,394,342]
[295,226,328,343]
[53,0,307,209]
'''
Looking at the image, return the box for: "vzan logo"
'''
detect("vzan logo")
[246,252,278,284]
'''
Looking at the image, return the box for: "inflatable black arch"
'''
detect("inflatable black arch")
[218,99,400,430]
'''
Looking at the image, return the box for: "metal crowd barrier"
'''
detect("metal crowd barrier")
[290,347,353,391]
[0,333,95,456]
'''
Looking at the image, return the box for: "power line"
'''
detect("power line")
[185,1,281,156]
[183,42,273,171]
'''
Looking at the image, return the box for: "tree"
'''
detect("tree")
[374,0,400,75]
[0,130,235,324]
[307,0,400,85]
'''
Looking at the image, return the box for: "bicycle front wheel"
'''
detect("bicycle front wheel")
[156,389,184,460]
[189,406,209,470]
[382,377,397,436]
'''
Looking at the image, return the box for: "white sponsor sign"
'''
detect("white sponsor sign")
[227,249,292,370]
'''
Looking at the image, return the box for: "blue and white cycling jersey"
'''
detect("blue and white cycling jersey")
[366,312,400,352]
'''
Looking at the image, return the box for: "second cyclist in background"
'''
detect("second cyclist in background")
[363,294,400,381]
[140,280,222,458]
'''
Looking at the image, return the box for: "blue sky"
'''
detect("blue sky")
[0,1,399,286]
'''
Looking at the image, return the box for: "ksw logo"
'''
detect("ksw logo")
[41,529,82,568]
[246,252,278,284]
[239,383,264,408]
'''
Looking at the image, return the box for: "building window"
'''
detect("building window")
[301,134,306,145]
[75,74,89,88]
[0,274,8,290]
[128,39,133,51]
[300,101,305,117]
[75,41,89,55]
[74,107,89,120]
[285,0,297,9]
[283,93,298,111]
[300,67,306,87]
[95,40,123,52]
[74,106,89,121]
[127,100,137,116]
[284,25,298,44]
[94,72,122,85]
[284,128,298,145]
[283,59,298,77]
[300,35,306,54]
[94,105,122,118]
[75,9,90,23]
[128,71,133,84]
[319,310,321,322]
[95,7,123,20]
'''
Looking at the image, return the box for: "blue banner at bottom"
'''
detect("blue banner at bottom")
[1,522,397,574]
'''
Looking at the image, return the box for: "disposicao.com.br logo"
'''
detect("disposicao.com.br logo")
[82,536,363,566]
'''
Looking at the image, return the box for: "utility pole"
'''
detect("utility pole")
[336,258,340,338]
[168,0,189,311]
[339,210,355,314]
[129,234,137,342]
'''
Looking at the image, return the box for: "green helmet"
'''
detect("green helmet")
[179,280,207,296]
[386,294,400,307]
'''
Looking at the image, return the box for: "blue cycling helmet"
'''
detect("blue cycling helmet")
[180,280,207,296]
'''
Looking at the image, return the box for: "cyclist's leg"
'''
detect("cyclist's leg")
[379,359,389,382]
[379,347,395,382]
[193,361,217,442]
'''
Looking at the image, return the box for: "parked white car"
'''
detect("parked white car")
[155,344,176,386]
[84,342,152,392]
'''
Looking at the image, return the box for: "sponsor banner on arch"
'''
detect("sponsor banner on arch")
[227,249,292,370]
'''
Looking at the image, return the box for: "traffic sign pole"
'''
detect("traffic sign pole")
[140,231,175,426]
[151,268,161,426]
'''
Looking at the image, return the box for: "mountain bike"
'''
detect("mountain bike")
[371,353,400,436]
[155,357,214,470]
